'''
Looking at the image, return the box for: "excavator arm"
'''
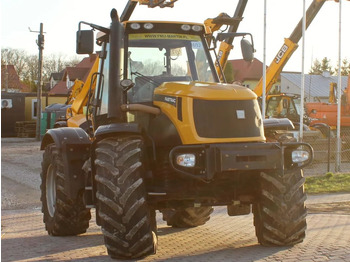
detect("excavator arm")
[121,0,176,21]
[67,57,100,117]
[204,0,248,80]
[253,0,326,97]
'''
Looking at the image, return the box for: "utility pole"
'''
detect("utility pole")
[336,0,342,172]
[30,23,45,141]
[4,49,9,93]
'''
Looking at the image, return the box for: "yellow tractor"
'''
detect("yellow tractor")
[40,0,313,259]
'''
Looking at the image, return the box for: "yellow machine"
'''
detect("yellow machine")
[253,0,341,116]
[62,0,249,130]
[40,0,313,259]
[254,0,326,97]
[65,57,100,128]
[204,0,249,80]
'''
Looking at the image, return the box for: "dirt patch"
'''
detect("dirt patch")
[307,201,350,215]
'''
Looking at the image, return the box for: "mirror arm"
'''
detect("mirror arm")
[78,21,110,34]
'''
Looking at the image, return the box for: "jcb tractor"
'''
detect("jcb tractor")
[40,2,313,259]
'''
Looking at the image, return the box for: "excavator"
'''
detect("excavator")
[306,77,350,129]
[254,0,328,123]
[62,56,100,131]
[253,0,326,97]
[256,0,348,161]
[257,0,345,126]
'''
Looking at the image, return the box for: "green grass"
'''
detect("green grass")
[305,173,350,194]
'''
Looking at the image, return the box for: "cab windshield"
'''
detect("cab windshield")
[127,33,215,83]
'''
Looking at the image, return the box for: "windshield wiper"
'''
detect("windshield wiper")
[131,71,162,86]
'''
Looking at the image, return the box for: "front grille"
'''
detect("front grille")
[193,99,263,138]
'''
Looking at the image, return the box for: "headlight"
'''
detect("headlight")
[292,150,310,163]
[176,154,196,167]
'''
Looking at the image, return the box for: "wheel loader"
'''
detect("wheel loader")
[40,2,313,259]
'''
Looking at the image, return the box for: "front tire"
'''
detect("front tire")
[40,144,91,236]
[253,170,307,246]
[95,136,157,259]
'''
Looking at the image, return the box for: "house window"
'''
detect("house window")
[32,99,38,119]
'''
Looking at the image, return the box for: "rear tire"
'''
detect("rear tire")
[161,207,213,228]
[253,170,307,246]
[95,136,157,259]
[40,144,91,236]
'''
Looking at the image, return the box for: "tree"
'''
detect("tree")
[309,57,334,75]
[1,48,83,92]
[334,58,350,76]
[223,61,234,83]
[309,58,322,75]
[1,48,28,78]
[23,54,40,92]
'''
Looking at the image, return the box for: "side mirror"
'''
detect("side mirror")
[76,30,94,54]
[241,38,254,62]
[215,32,255,62]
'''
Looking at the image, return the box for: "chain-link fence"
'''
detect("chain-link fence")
[302,126,350,176]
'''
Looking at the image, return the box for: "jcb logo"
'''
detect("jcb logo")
[275,44,289,64]
[215,50,223,67]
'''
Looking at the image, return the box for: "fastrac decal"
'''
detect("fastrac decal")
[164,96,176,105]
[154,94,177,107]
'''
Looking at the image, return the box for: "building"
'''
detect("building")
[1,65,30,93]
[49,54,97,95]
[1,92,67,137]
[281,71,349,102]
[48,72,64,90]
[226,58,281,93]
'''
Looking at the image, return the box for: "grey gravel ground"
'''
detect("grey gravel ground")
[1,138,42,210]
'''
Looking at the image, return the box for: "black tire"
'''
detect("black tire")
[40,144,91,236]
[161,207,213,228]
[253,169,307,246]
[94,136,157,259]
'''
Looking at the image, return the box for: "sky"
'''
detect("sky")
[1,0,350,73]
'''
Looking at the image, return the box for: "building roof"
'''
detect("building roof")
[281,71,348,98]
[48,54,98,95]
[63,67,90,82]
[76,54,97,68]
[227,58,266,82]
[1,65,30,92]
[50,72,64,81]
[48,81,69,95]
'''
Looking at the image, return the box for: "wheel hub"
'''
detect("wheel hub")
[46,164,56,217]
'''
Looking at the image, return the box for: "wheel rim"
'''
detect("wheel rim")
[46,164,56,217]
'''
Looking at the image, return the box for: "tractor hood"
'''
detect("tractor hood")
[154,81,257,101]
